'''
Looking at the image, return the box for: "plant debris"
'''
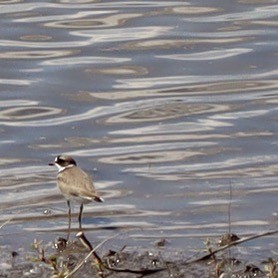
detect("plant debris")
[0,229,277,277]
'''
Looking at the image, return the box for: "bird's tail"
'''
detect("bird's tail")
[94,196,105,202]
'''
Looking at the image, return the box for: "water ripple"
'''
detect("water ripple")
[0,40,89,48]
[183,5,278,22]
[41,56,130,66]
[0,78,36,86]
[0,0,277,256]
[45,13,141,29]
[71,26,173,42]
[0,50,75,59]
[123,154,278,180]
[157,48,253,61]
[14,10,115,23]
[114,71,278,89]
[0,106,62,120]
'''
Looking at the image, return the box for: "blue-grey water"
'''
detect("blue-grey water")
[0,0,277,264]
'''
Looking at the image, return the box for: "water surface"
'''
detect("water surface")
[0,0,277,263]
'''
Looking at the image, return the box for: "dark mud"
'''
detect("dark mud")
[1,231,277,278]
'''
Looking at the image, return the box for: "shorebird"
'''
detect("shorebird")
[49,155,104,238]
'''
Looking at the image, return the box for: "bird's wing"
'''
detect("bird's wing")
[57,166,102,202]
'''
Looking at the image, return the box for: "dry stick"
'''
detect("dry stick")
[184,229,278,265]
[65,232,119,278]
[227,181,232,259]
[76,231,103,265]
[228,181,232,235]
[79,232,166,276]
[66,232,167,277]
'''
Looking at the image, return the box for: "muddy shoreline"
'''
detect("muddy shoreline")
[1,230,277,277]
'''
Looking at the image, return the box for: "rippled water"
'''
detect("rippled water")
[0,0,277,262]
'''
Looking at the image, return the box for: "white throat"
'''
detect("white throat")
[56,163,74,173]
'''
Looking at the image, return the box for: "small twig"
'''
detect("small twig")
[65,232,123,277]
[76,231,103,265]
[66,232,167,277]
[227,181,233,259]
[228,181,232,235]
[184,229,278,265]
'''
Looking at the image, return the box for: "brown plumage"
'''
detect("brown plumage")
[57,166,103,203]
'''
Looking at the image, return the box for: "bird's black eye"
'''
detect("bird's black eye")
[56,156,65,164]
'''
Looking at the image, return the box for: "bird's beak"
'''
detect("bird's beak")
[49,162,55,166]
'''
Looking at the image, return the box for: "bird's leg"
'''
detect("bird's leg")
[78,203,84,230]
[67,200,71,241]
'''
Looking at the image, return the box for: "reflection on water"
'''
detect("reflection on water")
[0,106,61,120]
[0,50,75,59]
[0,0,277,261]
